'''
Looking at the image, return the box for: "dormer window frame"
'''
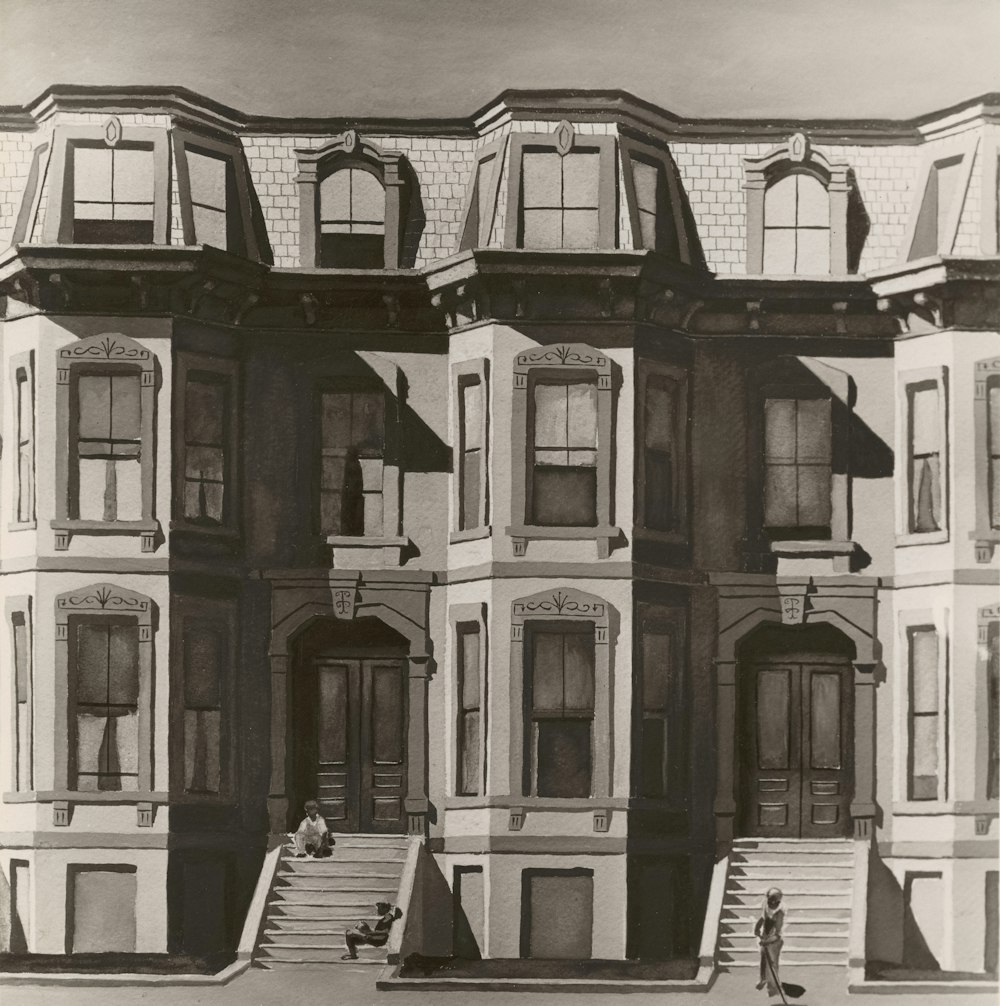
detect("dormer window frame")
[42,124,171,246]
[902,132,979,262]
[504,129,617,251]
[620,134,696,263]
[458,137,508,251]
[173,128,261,260]
[744,136,855,276]
[296,133,409,270]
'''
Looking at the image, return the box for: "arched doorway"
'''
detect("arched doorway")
[737,623,855,838]
[290,616,409,834]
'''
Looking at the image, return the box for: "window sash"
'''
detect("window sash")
[15,369,33,522]
[907,382,944,533]
[987,621,999,801]
[72,146,155,232]
[183,376,229,524]
[458,377,485,530]
[763,397,833,530]
[456,624,482,796]
[908,627,943,801]
[988,381,1000,530]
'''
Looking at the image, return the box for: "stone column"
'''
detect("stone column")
[404,653,431,834]
[850,662,876,839]
[714,659,738,846]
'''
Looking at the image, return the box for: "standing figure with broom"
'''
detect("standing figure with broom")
[754,887,785,997]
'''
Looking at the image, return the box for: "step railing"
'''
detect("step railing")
[848,838,870,984]
[385,834,424,965]
[238,842,284,964]
[696,852,731,982]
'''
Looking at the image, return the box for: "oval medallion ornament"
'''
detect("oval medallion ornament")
[788,132,810,163]
[342,129,358,153]
[554,119,574,156]
[103,116,122,148]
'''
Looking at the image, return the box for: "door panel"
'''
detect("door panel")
[365,660,406,832]
[801,665,852,837]
[314,656,406,833]
[316,661,357,831]
[741,655,851,838]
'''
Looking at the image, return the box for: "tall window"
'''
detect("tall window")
[187,148,233,251]
[460,147,501,250]
[319,168,386,268]
[520,151,600,249]
[638,625,686,800]
[458,376,486,531]
[909,156,964,260]
[72,370,142,522]
[71,618,139,792]
[907,382,943,534]
[643,374,679,532]
[526,625,595,798]
[12,611,31,790]
[71,144,155,244]
[456,623,483,796]
[319,388,386,536]
[986,619,999,802]
[15,365,34,523]
[989,378,1000,531]
[908,627,943,801]
[763,396,832,535]
[529,379,598,527]
[763,172,830,274]
[183,374,228,525]
[183,623,223,795]
[629,155,680,255]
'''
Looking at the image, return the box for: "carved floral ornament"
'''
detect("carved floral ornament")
[510,588,611,644]
[512,343,612,390]
[54,583,155,642]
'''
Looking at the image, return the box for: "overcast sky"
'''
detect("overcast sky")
[2,0,998,120]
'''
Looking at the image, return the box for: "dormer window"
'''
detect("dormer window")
[762,171,830,274]
[319,167,386,268]
[296,133,416,269]
[186,148,234,251]
[504,129,616,250]
[72,145,155,244]
[745,135,865,275]
[42,123,170,245]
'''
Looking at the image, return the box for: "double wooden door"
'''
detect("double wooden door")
[740,655,853,838]
[312,657,406,833]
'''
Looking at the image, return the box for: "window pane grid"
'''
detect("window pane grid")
[988,382,1000,529]
[73,147,155,232]
[183,377,228,524]
[763,173,831,273]
[763,397,832,529]
[908,383,943,533]
[908,627,942,801]
[521,150,600,249]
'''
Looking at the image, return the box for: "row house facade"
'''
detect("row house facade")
[0,84,997,977]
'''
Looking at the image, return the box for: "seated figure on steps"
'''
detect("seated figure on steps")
[342,902,402,960]
[291,799,334,858]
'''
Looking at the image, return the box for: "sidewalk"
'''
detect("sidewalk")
[5,964,998,1005]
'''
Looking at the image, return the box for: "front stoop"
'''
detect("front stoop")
[256,835,408,969]
[718,838,853,969]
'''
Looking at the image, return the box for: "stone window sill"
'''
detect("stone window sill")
[769,539,858,574]
[4,790,167,827]
[450,525,492,544]
[327,535,409,569]
[51,518,159,552]
[506,524,621,559]
[896,529,949,547]
[7,520,36,532]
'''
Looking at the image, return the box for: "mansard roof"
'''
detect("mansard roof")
[0,84,998,143]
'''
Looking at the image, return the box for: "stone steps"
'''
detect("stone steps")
[256,834,407,967]
[717,839,855,969]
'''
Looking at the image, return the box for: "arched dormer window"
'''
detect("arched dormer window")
[745,134,867,276]
[296,132,416,269]
[319,166,386,268]
[763,170,830,274]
